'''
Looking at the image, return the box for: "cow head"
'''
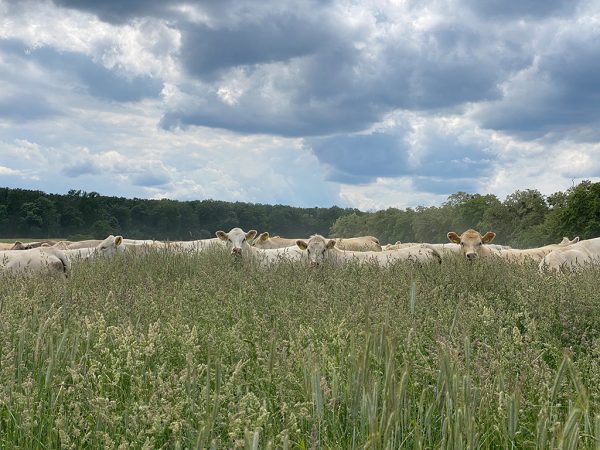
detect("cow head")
[296,234,336,266]
[97,235,125,257]
[216,227,257,256]
[10,241,31,250]
[447,229,496,260]
[559,236,579,246]
[252,232,270,247]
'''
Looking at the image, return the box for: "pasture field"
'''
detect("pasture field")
[1,249,600,448]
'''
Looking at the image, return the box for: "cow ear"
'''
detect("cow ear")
[259,232,269,241]
[572,236,580,243]
[482,232,496,244]
[447,232,461,244]
[114,236,123,246]
[326,239,336,249]
[296,240,308,250]
[216,231,228,240]
[246,230,257,240]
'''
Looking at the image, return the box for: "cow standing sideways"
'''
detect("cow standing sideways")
[62,235,125,260]
[296,235,440,267]
[493,237,579,263]
[540,237,600,273]
[253,232,381,251]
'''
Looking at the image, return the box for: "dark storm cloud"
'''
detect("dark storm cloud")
[179,14,335,80]
[309,131,411,184]
[51,0,170,24]
[306,125,495,192]
[164,18,529,137]
[476,30,600,141]
[0,39,162,102]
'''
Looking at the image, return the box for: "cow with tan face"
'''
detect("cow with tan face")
[447,229,498,260]
[296,234,440,267]
[334,236,382,252]
[252,232,300,249]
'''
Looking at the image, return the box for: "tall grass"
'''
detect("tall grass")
[1,249,600,448]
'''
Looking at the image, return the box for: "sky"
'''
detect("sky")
[0,0,599,210]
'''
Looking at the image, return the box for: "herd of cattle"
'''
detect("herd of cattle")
[0,227,598,278]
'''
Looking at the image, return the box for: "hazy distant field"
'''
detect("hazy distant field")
[1,249,599,448]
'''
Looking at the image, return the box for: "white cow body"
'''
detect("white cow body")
[495,237,579,263]
[63,239,102,250]
[0,247,71,277]
[540,237,600,273]
[63,235,125,260]
[333,236,382,252]
[296,235,440,267]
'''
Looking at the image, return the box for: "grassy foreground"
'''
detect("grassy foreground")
[1,249,600,449]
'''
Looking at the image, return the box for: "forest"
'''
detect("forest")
[1,180,599,246]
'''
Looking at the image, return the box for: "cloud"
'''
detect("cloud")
[0,94,60,122]
[160,1,530,137]
[1,0,599,211]
[305,115,496,191]
[0,39,163,103]
[51,0,170,24]
[0,165,21,176]
[60,148,174,188]
[474,20,600,141]
[462,0,580,19]
[179,13,336,81]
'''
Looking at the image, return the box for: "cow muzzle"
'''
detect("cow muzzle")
[466,252,477,261]
[231,248,243,256]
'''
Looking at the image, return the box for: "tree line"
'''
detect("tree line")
[0,181,599,246]
[0,188,358,240]
[330,180,600,246]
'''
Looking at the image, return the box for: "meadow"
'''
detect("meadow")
[1,248,600,449]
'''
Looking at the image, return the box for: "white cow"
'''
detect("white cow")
[333,236,382,252]
[216,227,303,264]
[0,247,71,278]
[539,237,600,273]
[296,235,441,267]
[494,237,579,263]
[63,235,125,260]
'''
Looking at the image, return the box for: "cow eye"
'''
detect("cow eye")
[460,242,465,247]
[477,242,482,246]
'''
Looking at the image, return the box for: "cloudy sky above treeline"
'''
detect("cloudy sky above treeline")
[1,0,599,210]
